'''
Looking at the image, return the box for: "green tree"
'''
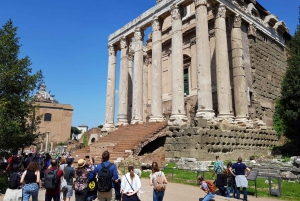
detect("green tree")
[98,125,103,129]
[0,19,43,152]
[83,132,88,147]
[71,126,82,135]
[273,100,285,138]
[274,23,300,154]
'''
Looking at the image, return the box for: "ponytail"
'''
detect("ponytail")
[128,165,135,181]
[130,169,134,180]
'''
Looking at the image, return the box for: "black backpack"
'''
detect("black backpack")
[44,169,58,190]
[8,172,20,189]
[97,163,113,192]
[11,157,21,171]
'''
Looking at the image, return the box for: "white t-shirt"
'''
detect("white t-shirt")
[150,171,165,186]
[60,164,67,171]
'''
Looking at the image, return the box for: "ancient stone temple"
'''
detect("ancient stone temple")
[102,0,290,159]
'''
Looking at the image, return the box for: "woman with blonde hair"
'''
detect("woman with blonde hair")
[121,165,141,201]
[149,162,168,201]
[20,161,41,201]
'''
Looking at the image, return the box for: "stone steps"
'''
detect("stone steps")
[72,121,168,164]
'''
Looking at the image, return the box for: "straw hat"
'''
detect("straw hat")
[77,159,86,168]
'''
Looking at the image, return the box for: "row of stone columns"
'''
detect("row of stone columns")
[102,1,249,131]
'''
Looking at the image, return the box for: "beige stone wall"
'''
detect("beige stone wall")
[247,30,287,126]
[36,102,73,143]
[165,119,278,160]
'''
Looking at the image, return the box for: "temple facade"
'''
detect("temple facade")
[102,0,290,132]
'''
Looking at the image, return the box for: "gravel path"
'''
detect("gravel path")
[0,178,283,201]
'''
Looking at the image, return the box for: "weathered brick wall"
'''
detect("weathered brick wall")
[165,119,278,161]
[248,30,287,125]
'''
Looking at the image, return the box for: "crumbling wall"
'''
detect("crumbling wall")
[165,119,279,161]
[248,30,287,126]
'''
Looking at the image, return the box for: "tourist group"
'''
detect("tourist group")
[1,150,168,201]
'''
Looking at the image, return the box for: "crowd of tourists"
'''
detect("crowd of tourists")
[199,155,251,201]
[1,150,168,201]
[2,149,252,201]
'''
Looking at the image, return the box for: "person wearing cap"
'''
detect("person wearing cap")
[62,158,75,201]
[89,151,118,201]
[45,159,64,201]
[74,159,90,201]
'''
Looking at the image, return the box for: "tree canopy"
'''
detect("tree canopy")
[71,126,82,135]
[0,19,43,151]
[274,24,300,154]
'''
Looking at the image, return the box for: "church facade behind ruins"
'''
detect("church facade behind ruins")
[102,0,290,160]
[33,84,73,152]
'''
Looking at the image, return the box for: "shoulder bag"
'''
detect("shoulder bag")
[125,175,141,201]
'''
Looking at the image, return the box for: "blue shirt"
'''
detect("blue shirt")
[88,161,118,187]
[232,162,247,175]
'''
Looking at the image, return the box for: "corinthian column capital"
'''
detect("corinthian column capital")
[195,0,207,7]
[170,4,181,21]
[108,44,116,56]
[152,16,161,32]
[233,14,242,28]
[120,36,128,49]
[248,23,257,37]
[215,4,227,19]
[134,27,143,41]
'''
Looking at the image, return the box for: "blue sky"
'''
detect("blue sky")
[1,0,299,129]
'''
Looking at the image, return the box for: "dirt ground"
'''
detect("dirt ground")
[0,178,284,201]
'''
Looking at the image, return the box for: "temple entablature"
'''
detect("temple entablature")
[108,0,289,48]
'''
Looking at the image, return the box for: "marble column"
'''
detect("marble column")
[168,5,188,126]
[117,36,129,125]
[127,48,134,123]
[231,15,248,121]
[215,4,234,118]
[194,0,215,119]
[142,52,149,122]
[102,45,117,131]
[131,28,144,124]
[150,16,164,122]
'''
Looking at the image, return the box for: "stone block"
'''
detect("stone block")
[195,118,208,128]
